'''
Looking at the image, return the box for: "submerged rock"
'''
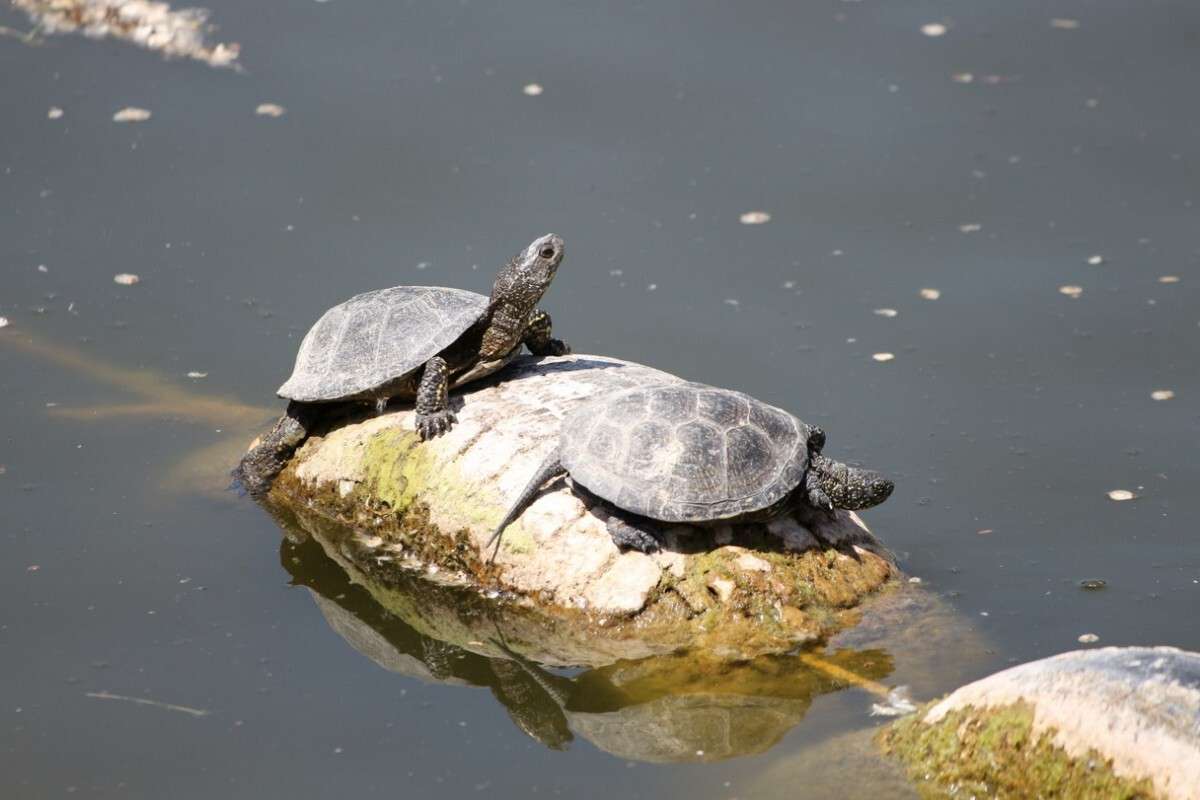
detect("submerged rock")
[264,354,896,659]
[881,647,1200,799]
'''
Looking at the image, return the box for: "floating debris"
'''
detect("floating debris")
[113,107,152,123]
[1087,254,1104,265]
[870,686,918,717]
[919,288,941,300]
[47,106,64,119]
[255,102,286,117]
[13,0,240,69]
[958,223,982,233]
[872,352,895,362]
[0,317,8,329]
[186,371,208,379]
[1159,275,1180,284]
[723,298,741,309]
[113,273,140,285]
[86,690,210,717]
[1077,633,1100,643]
[522,83,544,96]
[1079,579,1107,591]
[37,264,48,273]
[873,308,898,318]
[738,210,771,225]
[1107,489,1135,502]
[1050,18,1081,30]
[1150,389,1175,401]
[920,22,947,37]
[1059,285,1083,299]
[951,72,974,84]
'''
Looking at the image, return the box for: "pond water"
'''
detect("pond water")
[2,0,1198,797]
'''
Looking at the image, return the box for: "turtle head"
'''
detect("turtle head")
[811,454,894,511]
[491,234,564,309]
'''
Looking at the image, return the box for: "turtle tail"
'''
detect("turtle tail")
[486,447,568,562]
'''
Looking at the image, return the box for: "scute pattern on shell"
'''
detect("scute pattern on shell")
[560,382,811,521]
[278,286,489,402]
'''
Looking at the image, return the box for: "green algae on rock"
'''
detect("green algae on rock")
[880,647,1200,800]
[264,354,898,660]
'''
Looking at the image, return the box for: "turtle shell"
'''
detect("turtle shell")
[560,382,813,522]
[277,286,489,402]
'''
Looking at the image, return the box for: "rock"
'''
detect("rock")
[265,354,896,659]
[881,647,1200,800]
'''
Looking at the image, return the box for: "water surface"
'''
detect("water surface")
[2,0,1199,797]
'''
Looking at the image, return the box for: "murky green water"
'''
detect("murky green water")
[3,1,1199,797]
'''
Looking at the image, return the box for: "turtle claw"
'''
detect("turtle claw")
[605,514,661,553]
[416,409,456,440]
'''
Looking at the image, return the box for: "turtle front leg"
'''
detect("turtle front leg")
[803,470,835,513]
[415,355,456,440]
[605,508,661,553]
[523,309,571,357]
[231,401,319,496]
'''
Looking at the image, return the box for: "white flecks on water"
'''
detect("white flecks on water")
[186,371,208,379]
[1078,633,1100,643]
[37,264,48,273]
[1050,18,1081,29]
[1087,254,1104,265]
[872,352,895,362]
[739,210,771,225]
[1107,489,1136,502]
[920,22,948,37]
[1150,389,1175,401]
[951,72,974,83]
[0,317,9,329]
[1158,275,1180,284]
[1059,285,1083,298]
[873,308,898,318]
[47,106,63,119]
[522,83,543,96]
[919,288,941,300]
[113,107,151,123]
[255,103,286,117]
[723,298,740,309]
[958,223,982,233]
[113,273,140,285]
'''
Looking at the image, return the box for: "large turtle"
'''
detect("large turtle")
[488,382,893,555]
[233,233,569,495]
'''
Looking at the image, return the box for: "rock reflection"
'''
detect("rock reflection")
[282,532,896,763]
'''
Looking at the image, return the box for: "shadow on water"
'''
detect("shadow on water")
[281,531,896,763]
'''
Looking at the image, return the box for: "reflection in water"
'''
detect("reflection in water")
[282,534,895,763]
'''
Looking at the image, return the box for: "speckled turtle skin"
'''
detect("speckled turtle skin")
[489,382,894,556]
[232,234,569,496]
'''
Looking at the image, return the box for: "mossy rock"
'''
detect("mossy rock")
[264,354,899,662]
[879,647,1200,799]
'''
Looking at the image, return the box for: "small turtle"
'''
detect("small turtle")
[233,234,569,495]
[488,382,893,555]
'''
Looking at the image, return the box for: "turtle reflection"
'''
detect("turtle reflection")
[282,535,895,763]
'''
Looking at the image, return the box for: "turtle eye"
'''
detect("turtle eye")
[539,246,556,259]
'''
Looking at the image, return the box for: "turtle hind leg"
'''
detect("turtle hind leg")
[230,401,319,497]
[605,509,661,553]
[415,355,456,440]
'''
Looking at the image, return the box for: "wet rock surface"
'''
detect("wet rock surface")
[881,647,1200,800]
[263,354,897,660]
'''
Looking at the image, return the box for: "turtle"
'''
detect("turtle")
[487,381,893,556]
[232,233,569,495]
